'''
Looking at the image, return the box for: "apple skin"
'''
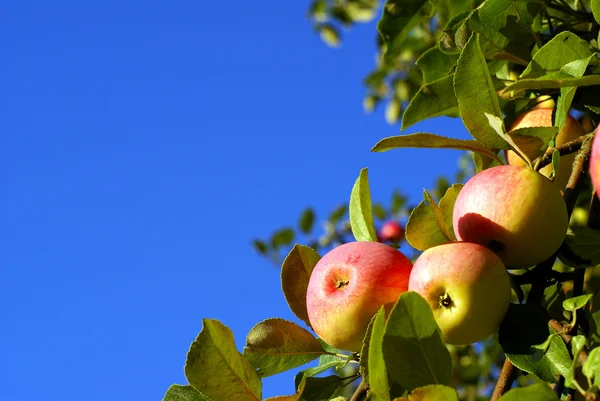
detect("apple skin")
[378,221,404,243]
[592,128,600,197]
[506,108,585,189]
[408,242,511,345]
[306,241,412,351]
[453,165,568,268]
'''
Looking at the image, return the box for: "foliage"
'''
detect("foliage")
[164,0,600,400]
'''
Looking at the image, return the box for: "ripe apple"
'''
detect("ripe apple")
[453,165,568,268]
[408,242,511,345]
[591,126,600,196]
[306,241,412,351]
[506,108,585,189]
[378,221,404,243]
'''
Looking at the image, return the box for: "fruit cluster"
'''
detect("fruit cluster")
[306,117,600,351]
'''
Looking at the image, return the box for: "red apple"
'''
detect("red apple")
[408,242,511,345]
[306,241,412,351]
[506,108,585,189]
[378,221,404,243]
[453,165,568,268]
[591,126,600,197]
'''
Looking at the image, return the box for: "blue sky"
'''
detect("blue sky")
[1,2,469,400]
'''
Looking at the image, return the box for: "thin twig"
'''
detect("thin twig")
[349,380,369,401]
[491,359,519,400]
[534,133,595,171]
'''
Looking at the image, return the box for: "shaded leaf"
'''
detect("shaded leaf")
[372,133,502,164]
[454,33,507,150]
[281,245,322,325]
[252,240,268,256]
[395,384,458,400]
[296,374,350,401]
[497,383,558,400]
[185,319,261,401]
[271,228,295,249]
[163,385,213,401]
[503,73,600,92]
[299,208,316,235]
[244,318,327,377]
[559,227,600,268]
[498,305,571,382]
[349,168,378,242]
[401,76,459,130]
[416,47,459,84]
[383,292,452,390]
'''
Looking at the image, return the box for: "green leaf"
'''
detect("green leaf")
[566,335,587,388]
[416,47,459,84]
[593,0,600,24]
[329,205,348,224]
[583,347,600,386]
[349,168,378,242]
[378,0,429,67]
[163,385,213,401]
[559,227,600,268]
[497,383,559,401]
[391,191,407,215]
[281,245,322,326]
[563,294,593,313]
[503,73,600,92]
[454,33,507,150]
[398,385,458,400]
[299,208,316,235]
[586,105,600,115]
[383,292,452,390]
[422,190,454,241]
[366,308,391,401]
[296,374,350,401]
[373,203,387,220]
[485,113,532,168]
[185,319,261,401]
[244,318,327,377]
[521,32,592,77]
[556,56,592,131]
[271,228,295,249]
[319,24,341,47]
[385,98,402,125]
[371,133,503,164]
[402,76,459,130]
[252,239,268,256]
[478,0,541,31]
[405,184,462,251]
[498,305,571,383]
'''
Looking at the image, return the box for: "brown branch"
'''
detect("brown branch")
[491,358,519,400]
[349,380,368,401]
[534,132,595,172]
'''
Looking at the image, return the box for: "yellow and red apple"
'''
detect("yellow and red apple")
[306,241,412,351]
[408,242,511,345]
[453,165,568,268]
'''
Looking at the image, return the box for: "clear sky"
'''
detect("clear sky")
[1,2,469,400]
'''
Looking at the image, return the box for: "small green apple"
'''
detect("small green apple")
[306,241,412,351]
[408,242,511,345]
[453,165,568,268]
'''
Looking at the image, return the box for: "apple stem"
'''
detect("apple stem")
[439,292,455,309]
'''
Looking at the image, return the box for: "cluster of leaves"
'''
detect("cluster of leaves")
[162,0,600,400]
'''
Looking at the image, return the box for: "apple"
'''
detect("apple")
[378,221,404,243]
[591,126,600,196]
[506,108,585,189]
[408,242,511,345]
[453,165,568,268]
[306,241,412,351]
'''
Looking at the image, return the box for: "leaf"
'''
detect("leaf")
[163,385,213,401]
[503,73,600,92]
[299,208,316,235]
[556,56,592,131]
[281,245,322,325]
[395,384,458,400]
[479,0,540,31]
[496,383,559,400]
[405,185,462,251]
[378,0,429,67]
[252,240,268,256]
[422,190,454,241]
[498,304,571,383]
[593,0,600,24]
[296,374,349,401]
[563,294,593,313]
[349,168,378,242]
[454,33,507,150]
[373,203,388,220]
[583,347,600,386]
[185,319,261,401]
[271,228,295,249]
[565,335,587,388]
[559,227,600,268]
[244,318,327,377]
[485,113,532,168]
[401,76,459,130]
[366,308,391,401]
[371,133,503,164]
[508,127,559,152]
[415,47,459,84]
[319,24,340,47]
[329,205,348,224]
[383,292,452,390]
[521,32,592,77]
